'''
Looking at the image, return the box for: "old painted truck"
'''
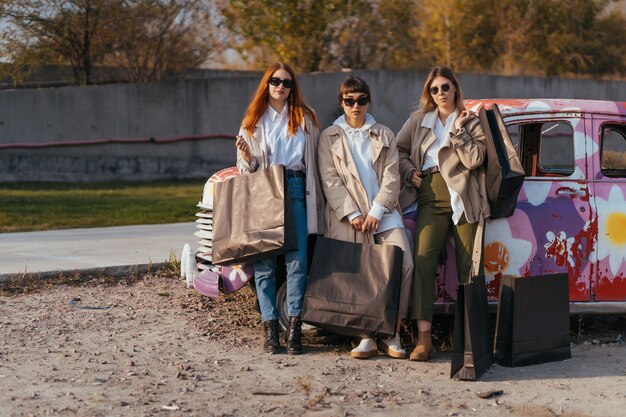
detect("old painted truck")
[194,99,626,326]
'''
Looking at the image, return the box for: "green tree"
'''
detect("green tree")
[330,0,428,70]
[491,0,626,77]
[415,0,500,72]
[588,10,626,76]
[219,0,430,71]
[491,0,540,75]
[375,0,429,70]
[413,0,626,77]
[219,0,350,71]
[536,0,605,76]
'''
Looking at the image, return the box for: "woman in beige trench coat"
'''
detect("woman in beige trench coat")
[317,76,413,360]
[235,62,323,355]
[396,65,490,362]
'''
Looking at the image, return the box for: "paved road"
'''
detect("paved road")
[0,223,197,277]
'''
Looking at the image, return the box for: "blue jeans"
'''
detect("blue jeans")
[254,176,308,322]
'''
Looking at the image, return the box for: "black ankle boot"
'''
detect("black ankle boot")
[263,319,281,354]
[286,316,303,355]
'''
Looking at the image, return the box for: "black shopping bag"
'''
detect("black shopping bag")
[450,275,494,381]
[212,165,297,266]
[302,237,403,339]
[479,104,525,218]
[495,274,571,367]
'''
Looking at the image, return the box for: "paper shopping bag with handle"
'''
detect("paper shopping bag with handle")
[302,237,403,339]
[212,165,297,266]
[450,274,494,381]
[494,273,570,367]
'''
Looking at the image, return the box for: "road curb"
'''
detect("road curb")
[0,263,168,284]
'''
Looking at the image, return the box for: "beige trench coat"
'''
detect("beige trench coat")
[236,114,324,235]
[317,123,402,243]
[396,110,490,223]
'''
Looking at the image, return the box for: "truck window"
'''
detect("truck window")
[505,124,520,151]
[510,122,574,177]
[601,124,626,177]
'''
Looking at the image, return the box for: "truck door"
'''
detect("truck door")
[483,113,593,302]
[589,116,626,301]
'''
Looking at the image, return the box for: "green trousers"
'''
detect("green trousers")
[410,173,483,322]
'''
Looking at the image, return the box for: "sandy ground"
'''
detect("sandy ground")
[1,271,625,417]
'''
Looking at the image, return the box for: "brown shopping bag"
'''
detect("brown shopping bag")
[450,275,494,381]
[494,273,571,367]
[212,165,297,266]
[302,237,403,339]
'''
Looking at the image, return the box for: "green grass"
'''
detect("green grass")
[0,180,206,232]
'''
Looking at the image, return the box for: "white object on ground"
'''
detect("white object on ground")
[184,249,197,288]
[180,243,191,280]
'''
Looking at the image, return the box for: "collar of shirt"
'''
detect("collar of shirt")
[333,113,376,138]
[433,110,457,147]
[267,104,288,122]
[434,110,457,131]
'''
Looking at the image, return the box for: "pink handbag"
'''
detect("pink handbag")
[193,270,220,299]
[220,263,254,294]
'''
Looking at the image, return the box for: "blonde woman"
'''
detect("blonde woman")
[396,66,489,361]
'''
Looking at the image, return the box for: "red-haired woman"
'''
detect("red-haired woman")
[235,63,322,355]
[396,66,489,361]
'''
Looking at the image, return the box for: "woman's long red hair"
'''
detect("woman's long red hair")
[242,62,318,137]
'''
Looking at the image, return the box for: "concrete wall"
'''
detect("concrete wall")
[0,140,236,182]
[2,70,626,182]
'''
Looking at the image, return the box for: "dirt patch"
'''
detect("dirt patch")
[1,273,625,416]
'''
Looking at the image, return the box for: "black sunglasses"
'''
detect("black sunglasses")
[342,96,370,107]
[269,77,294,89]
[429,83,451,95]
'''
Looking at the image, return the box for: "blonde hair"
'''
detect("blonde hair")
[419,65,465,114]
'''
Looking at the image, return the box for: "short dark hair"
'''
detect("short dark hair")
[338,76,371,106]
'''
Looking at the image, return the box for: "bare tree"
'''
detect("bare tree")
[2,0,116,85]
[104,0,224,82]
[1,0,223,86]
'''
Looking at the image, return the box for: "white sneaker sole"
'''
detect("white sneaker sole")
[350,349,378,359]
[378,341,406,359]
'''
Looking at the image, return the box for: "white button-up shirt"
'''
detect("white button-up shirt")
[424,110,465,224]
[262,105,305,171]
[335,114,404,234]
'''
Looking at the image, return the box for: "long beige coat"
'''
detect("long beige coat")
[236,114,324,235]
[317,123,401,243]
[396,110,490,223]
